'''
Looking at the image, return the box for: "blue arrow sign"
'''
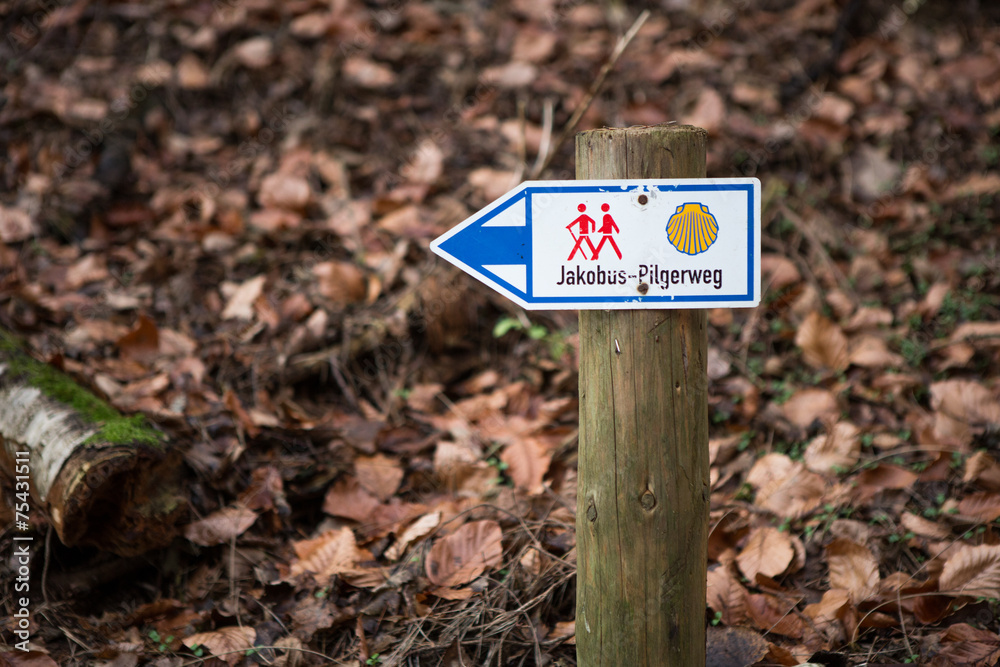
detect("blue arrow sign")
[431,179,760,310]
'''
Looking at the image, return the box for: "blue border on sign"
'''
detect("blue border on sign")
[515,183,755,304]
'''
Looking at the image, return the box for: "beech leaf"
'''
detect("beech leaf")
[826,538,879,603]
[804,422,861,474]
[795,311,849,371]
[706,625,768,667]
[355,453,405,502]
[736,526,795,582]
[426,520,503,587]
[290,527,371,580]
[940,544,1000,598]
[501,437,551,494]
[184,505,258,547]
[183,626,256,666]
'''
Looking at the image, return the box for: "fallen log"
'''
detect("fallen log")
[0,329,186,556]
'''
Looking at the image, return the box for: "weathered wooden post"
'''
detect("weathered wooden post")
[574,125,709,665]
[430,122,759,667]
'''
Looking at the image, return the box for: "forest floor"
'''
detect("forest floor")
[1,0,1000,665]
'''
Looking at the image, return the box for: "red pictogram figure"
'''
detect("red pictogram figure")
[566,203,597,260]
[592,203,622,260]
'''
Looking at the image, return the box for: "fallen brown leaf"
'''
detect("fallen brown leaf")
[949,321,1000,347]
[116,314,161,363]
[706,625,768,667]
[795,311,849,372]
[803,588,852,644]
[707,566,749,626]
[547,620,575,644]
[745,593,805,638]
[426,519,503,588]
[737,526,795,582]
[760,254,801,292]
[221,274,266,321]
[826,538,879,603]
[853,464,919,503]
[344,56,397,88]
[501,437,551,494]
[184,505,258,547]
[355,453,404,502]
[782,388,839,429]
[290,527,372,580]
[944,172,1000,200]
[258,172,312,211]
[182,626,256,666]
[804,422,861,474]
[385,512,441,561]
[940,544,1000,598]
[747,454,825,519]
[900,511,951,540]
[0,205,37,243]
[313,261,367,305]
[848,335,904,368]
[928,622,1000,667]
[322,476,381,522]
[65,253,108,289]
[930,380,1000,446]
[957,491,1000,522]
[964,451,1000,491]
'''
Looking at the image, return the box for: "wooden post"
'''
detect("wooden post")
[575,125,710,666]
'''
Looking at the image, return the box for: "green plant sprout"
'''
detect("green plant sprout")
[147,629,174,652]
[493,315,569,359]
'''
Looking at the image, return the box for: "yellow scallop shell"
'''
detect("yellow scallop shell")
[666,202,719,255]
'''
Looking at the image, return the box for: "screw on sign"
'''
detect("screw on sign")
[431,124,761,666]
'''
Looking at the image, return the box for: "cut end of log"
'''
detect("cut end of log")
[48,443,186,555]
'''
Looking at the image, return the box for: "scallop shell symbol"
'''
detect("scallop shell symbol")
[666,203,719,255]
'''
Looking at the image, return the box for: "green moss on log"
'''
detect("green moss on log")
[0,330,162,446]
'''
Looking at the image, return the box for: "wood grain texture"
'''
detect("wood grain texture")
[575,125,710,666]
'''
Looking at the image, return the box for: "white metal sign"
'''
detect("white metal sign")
[431,179,761,310]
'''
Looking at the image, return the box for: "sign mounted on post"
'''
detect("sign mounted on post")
[431,178,761,310]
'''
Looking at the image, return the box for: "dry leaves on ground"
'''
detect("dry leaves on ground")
[426,519,504,588]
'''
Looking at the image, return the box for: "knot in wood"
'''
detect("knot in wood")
[640,490,656,511]
[586,498,597,522]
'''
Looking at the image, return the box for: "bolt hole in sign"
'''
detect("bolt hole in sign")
[431,179,761,310]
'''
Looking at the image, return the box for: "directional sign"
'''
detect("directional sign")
[431,178,761,310]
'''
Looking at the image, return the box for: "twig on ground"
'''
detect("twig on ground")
[529,9,650,179]
[778,203,856,304]
[530,98,555,178]
[514,97,528,183]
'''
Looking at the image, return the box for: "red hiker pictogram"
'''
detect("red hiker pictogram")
[592,203,622,260]
[566,203,597,260]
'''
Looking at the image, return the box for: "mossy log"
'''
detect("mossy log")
[0,330,185,556]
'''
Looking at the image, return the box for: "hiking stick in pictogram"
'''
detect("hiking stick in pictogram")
[567,204,597,260]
